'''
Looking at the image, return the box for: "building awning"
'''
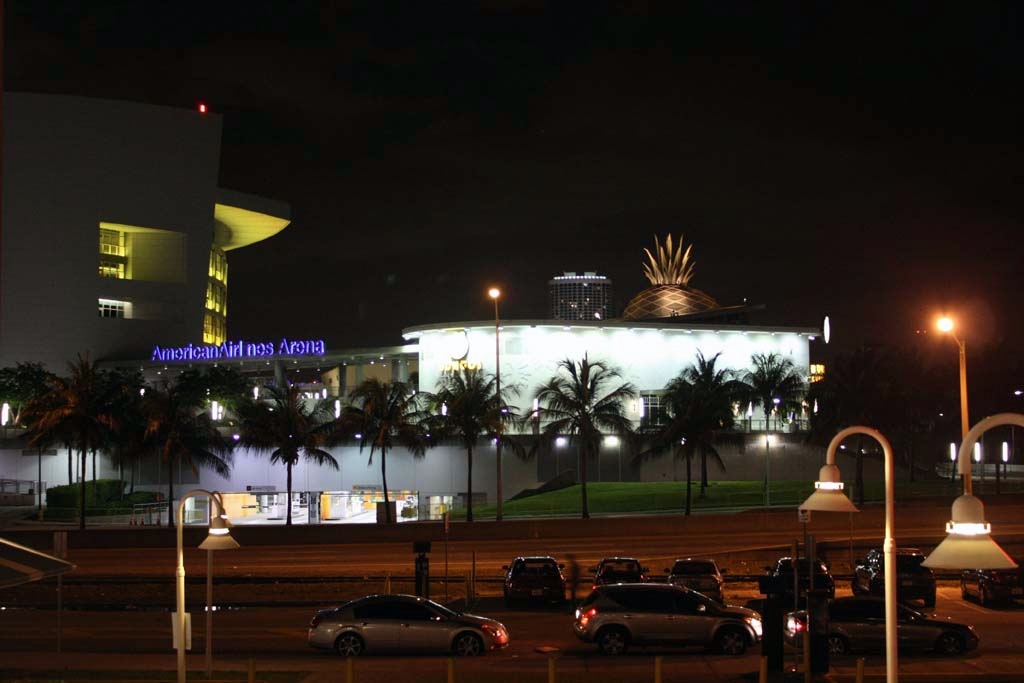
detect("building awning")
[0,537,75,588]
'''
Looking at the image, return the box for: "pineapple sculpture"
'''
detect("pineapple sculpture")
[621,234,719,320]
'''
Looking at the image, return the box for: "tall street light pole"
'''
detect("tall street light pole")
[938,316,970,489]
[175,489,239,683]
[489,287,503,522]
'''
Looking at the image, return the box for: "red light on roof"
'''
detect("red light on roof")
[198,103,207,114]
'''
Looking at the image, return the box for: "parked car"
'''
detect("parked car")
[961,563,1024,606]
[590,557,650,588]
[573,582,762,655]
[502,556,566,606]
[784,596,979,656]
[852,547,936,607]
[764,556,835,606]
[664,557,726,602]
[307,593,510,656]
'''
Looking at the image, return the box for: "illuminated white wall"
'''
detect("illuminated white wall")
[408,320,816,423]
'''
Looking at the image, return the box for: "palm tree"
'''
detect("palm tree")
[425,366,519,522]
[638,352,744,514]
[807,343,899,504]
[340,378,428,524]
[742,352,806,507]
[531,354,637,519]
[141,376,234,527]
[23,354,120,529]
[237,384,340,525]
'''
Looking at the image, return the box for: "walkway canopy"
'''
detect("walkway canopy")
[0,537,75,588]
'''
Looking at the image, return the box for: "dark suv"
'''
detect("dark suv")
[590,557,649,589]
[763,557,835,607]
[573,583,762,655]
[853,548,936,607]
[960,563,1024,606]
[502,556,566,606]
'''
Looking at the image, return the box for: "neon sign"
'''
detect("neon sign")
[151,338,326,362]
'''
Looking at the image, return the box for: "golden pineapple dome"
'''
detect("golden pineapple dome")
[621,234,720,321]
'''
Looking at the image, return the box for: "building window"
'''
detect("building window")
[641,392,667,428]
[98,299,128,319]
[98,259,125,279]
[99,228,125,256]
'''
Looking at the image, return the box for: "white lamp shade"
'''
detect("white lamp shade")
[922,494,1017,569]
[199,532,240,551]
[799,463,860,514]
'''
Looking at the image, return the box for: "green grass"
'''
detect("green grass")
[453,477,1024,520]
[0,674,302,682]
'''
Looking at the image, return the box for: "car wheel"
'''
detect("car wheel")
[596,626,629,655]
[826,634,849,656]
[715,627,747,655]
[334,632,365,657]
[935,631,965,655]
[925,590,937,608]
[452,631,484,656]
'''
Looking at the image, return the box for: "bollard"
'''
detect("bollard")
[856,657,865,683]
[248,657,255,683]
[803,630,811,683]
[448,656,455,683]
[346,655,355,683]
[654,655,663,683]
[759,655,768,683]
[384,572,391,594]
[548,655,556,683]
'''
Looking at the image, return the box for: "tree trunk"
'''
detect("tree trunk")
[685,449,693,516]
[68,446,73,485]
[579,444,589,519]
[700,450,709,494]
[78,449,86,531]
[466,445,474,523]
[286,460,293,526]
[168,458,175,528]
[381,447,392,523]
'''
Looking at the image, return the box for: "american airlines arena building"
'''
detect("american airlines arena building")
[0,94,829,524]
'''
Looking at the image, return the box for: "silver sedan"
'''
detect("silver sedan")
[308,594,510,656]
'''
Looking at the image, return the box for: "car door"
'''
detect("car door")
[833,599,886,652]
[667,591,713,644]
[392,600,452,653]
[608,589,667,643]
[351,599,403,652]
[896,606,937,651]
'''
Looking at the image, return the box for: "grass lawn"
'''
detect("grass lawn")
[452,477,1024,520]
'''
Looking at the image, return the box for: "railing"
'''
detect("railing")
[130,501,169,526]
[0,477,40,495]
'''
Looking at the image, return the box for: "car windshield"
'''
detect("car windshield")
[515,560,558,575]
[897,554,925,569]
[425,598,458,618]
[673,561,715,575]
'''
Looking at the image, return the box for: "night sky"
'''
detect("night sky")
[6,2,1023,355]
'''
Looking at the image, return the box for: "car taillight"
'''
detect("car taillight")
[786,616,805,634]
[310,615,321,628]
[577,607,598,627]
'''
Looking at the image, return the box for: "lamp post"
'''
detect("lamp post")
[923,413,1021,572]
[176,489,239,683]
[937,316,969,449]
[488,287,503,522]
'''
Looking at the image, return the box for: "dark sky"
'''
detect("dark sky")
[6,2,1023,354]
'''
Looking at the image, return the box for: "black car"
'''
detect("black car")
[590,557,649,589]
[784,596,979,656]
[763,556,835,607]
[961,564,1024,606]
[852,548,936,607]
[502,556,566,606]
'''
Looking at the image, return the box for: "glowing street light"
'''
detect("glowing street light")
[937,316,969,442]
[175,489,239,683]
[488,287,503,522]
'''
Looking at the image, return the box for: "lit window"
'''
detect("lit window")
[98,299,128,319]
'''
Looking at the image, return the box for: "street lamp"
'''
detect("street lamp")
[800,427,896,682]
[923,413,1021,571]
[937,316,969,443]
[488,287,503,522]
[176,489,239,683]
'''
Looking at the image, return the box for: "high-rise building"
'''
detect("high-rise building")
[548,271,613,320]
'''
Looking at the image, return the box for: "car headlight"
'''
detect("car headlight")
[749,617,763,637]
